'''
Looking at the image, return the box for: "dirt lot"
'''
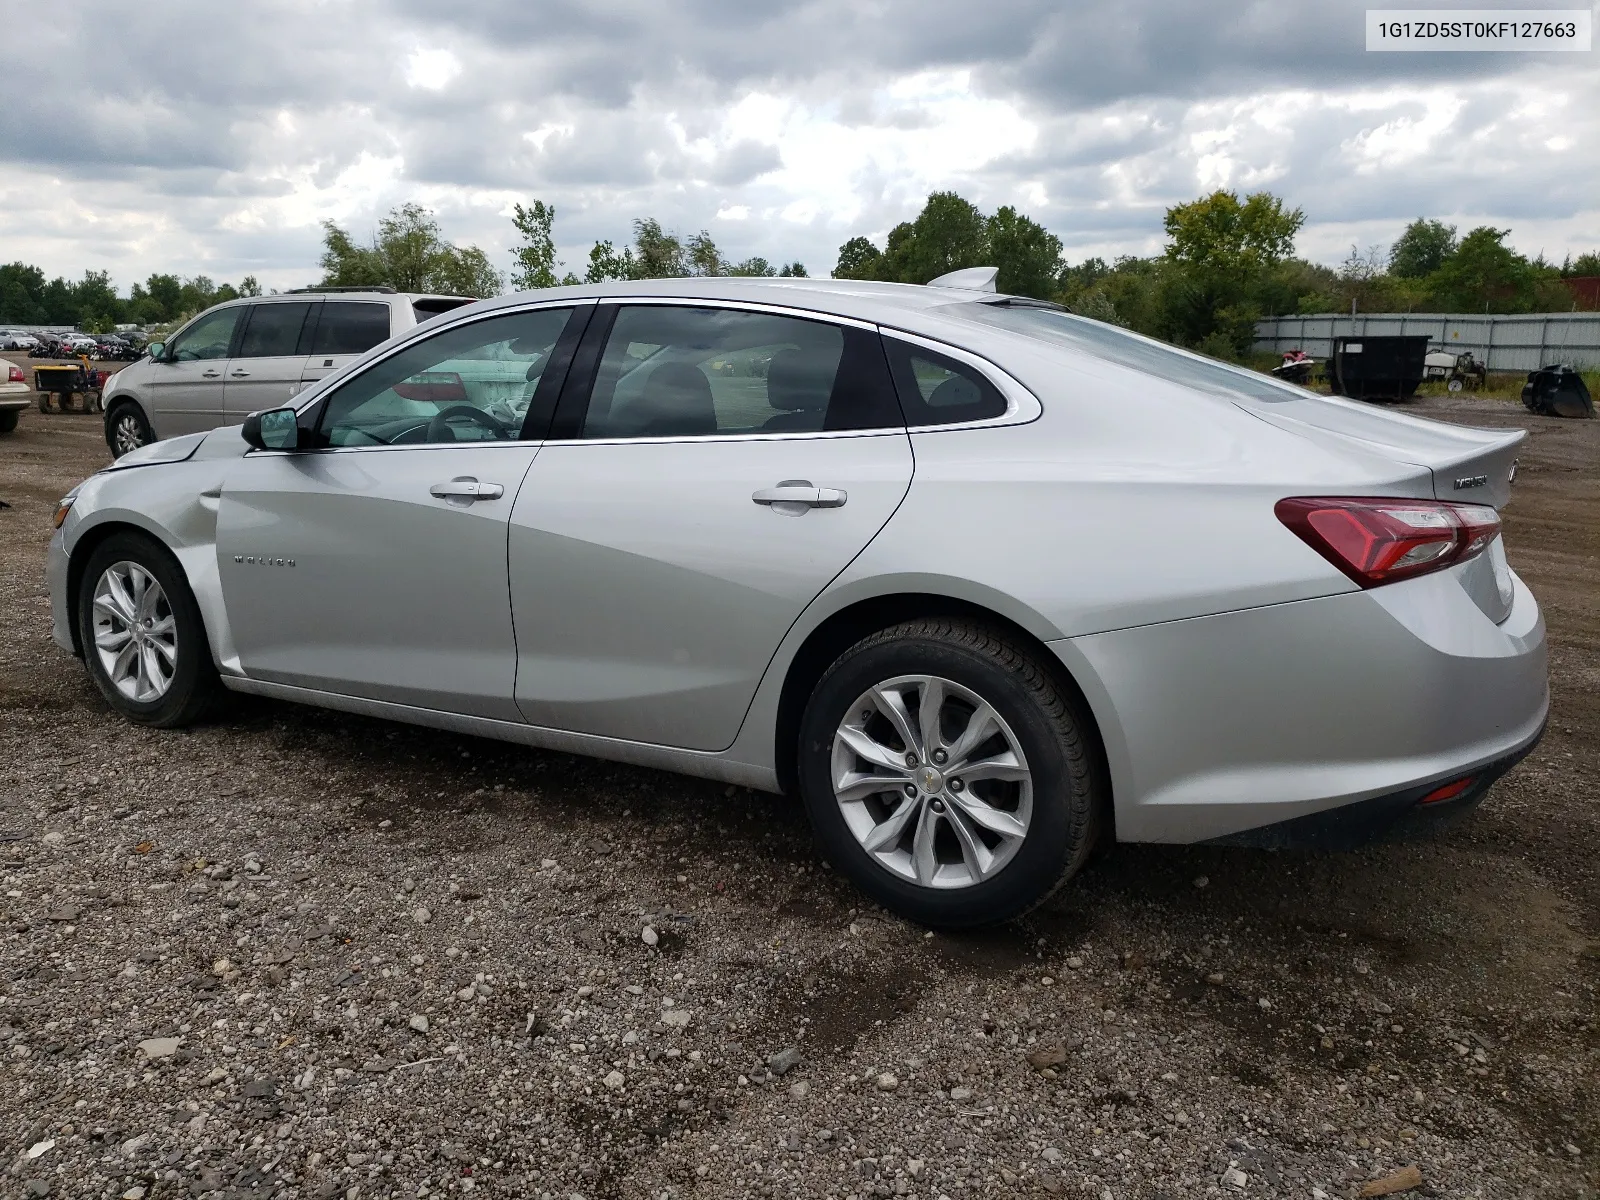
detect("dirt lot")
[1,362,1596,1200]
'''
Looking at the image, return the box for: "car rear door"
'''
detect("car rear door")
[298,300,396,386]
[507,301,912,751]
[144,304,245,437]
[223,300,316,421]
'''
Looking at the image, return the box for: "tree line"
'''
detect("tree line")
[0,264,263,332]
[4,192,1595,358]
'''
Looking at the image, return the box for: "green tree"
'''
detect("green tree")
[1389,218,1457,279]
[1563,251,1600,277]
[0,262,47,323]
[1426,226,1534,312]
[1160,190,1305,353]
[728,256,775,277]
[178,276,218,315]
[510,200,560,290]
[632,219,686,279]
[320,204,502,297]
[686,231,725,277]
[986,205,1062,299]
[584,240,634,283]
[883,192,990,284]
[832,236,883,280]
[238,275,263,297]
[778,261,808,277]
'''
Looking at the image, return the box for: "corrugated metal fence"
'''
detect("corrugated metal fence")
[1253,312,1600,372]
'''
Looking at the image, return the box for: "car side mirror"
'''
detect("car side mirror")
[242,407,300,452]
[145,342,165,361]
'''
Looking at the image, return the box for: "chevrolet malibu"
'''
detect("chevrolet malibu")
[47,273,1547,927]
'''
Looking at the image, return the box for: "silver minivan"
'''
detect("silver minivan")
[101,288,472,456]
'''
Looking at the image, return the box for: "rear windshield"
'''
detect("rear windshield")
[957,303,1303,404]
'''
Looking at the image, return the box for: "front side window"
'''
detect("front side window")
[167,306,244,362]
[578,306,901,439]
[883,339,1008,426]
[237,302,314,359]
[310,302,391,356]
[313,308,576,447]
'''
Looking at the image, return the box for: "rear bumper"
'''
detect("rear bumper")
[1204,719,1544,849]
[1051,559,1548,844]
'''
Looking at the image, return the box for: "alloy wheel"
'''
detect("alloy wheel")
[91,561,178,703]
[112,413,146,456]
[831,674,1032,889]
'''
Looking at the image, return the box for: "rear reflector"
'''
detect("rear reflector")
[1275,497,1501,588]
[1420,776,1477,804]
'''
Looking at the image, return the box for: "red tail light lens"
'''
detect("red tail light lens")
[7,365,23,383]
[1275,497,1501,588]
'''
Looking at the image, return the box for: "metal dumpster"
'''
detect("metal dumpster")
[1326,335,1430,402]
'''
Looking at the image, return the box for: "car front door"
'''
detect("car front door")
[508,302,913,751]
[145,304,245,437]
[223,300,315,421]
[215,303,585,720]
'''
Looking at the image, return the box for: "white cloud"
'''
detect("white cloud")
[403,47,461,91]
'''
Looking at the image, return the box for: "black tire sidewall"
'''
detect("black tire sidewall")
[77,533,213,726]
[798,631,1088,928]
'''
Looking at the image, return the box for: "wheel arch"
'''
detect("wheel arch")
[65,517,217,664]
[770,591,1114,826]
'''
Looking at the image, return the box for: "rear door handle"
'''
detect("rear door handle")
[201,369,222,378]
[430,479,505,502]
[230,369,250,377]
[752,480,848,509]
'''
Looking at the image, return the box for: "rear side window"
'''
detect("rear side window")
[883,338,1008,426]
[310,302,391,356]
[237,302,313,358]
[574,306,902,439]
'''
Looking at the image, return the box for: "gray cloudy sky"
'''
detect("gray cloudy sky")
[1,0,1596,292]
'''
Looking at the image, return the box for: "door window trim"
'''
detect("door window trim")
[547,298,905,446]
[263,299,596,456]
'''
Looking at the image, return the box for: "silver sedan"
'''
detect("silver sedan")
[46,274,1547,927]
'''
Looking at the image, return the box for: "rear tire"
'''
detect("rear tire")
[106,401,153,457]
[797,618,1104,928]
[76,532,223,728]
[0,409,16,434]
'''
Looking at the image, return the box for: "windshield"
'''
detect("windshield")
[957,303,1306,404]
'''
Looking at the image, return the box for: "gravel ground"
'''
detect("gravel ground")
[1,370,1596,1200]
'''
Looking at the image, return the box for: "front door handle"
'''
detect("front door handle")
[752,480,848,509]
[230,369,250,378]
[201,369,222,378]
[430,479,505,503]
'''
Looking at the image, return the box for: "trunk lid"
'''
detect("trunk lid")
[1236,393,1523,507]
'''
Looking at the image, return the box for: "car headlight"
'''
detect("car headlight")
[53,483,83,529]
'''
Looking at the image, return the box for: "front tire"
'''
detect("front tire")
[77,533,222,727]
[798,619,1104,928]
[106,401,153,457]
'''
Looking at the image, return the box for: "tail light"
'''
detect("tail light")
[7,365,22,383]
[1275,497,1501,588]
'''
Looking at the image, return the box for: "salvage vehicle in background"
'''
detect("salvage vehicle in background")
[0,361,28,433]
[48,273,1546,927]
[99,287,473,456]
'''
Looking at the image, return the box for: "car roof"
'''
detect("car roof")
[468,276,1000,329]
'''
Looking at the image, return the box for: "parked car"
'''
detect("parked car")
[0,361,28,433]
[2,330,40,351]
[48,274,1546,927]
[99,288,473,457]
